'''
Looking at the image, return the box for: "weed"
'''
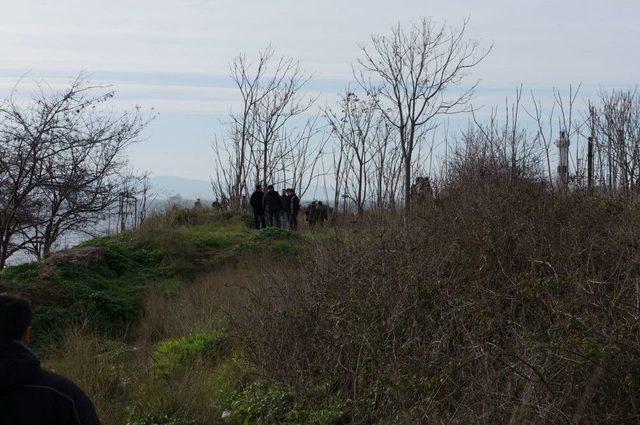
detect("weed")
[153,330,229,377]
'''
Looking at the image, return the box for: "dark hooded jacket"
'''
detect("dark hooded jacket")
[290,193,300,214]
[0,338,100,425]
[249,190,264,213]
[280,194,291,213]
[263,190,281,213]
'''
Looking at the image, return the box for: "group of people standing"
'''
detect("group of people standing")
[250,185,300,230]
[306,200,329,226]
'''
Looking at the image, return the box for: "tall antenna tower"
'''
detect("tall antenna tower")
[556,131,570,188]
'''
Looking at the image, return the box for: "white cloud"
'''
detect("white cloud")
[0,0,638,179]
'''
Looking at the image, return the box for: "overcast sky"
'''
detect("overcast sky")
[1,0,638,180]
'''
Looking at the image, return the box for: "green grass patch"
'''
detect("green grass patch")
[227,381,350,425]
[0,212,260,349]
[236,227,307,257]
[153,330,230,377]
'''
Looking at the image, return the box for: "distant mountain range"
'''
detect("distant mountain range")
[150,176,213,200]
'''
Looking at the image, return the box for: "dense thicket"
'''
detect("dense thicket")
[236,172,640,423]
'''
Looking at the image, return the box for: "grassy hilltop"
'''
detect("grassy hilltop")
[2,182,640,424]
[0,209,323,425]
[0,210,297,346]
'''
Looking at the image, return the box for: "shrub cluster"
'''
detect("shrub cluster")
[234,178,640,423]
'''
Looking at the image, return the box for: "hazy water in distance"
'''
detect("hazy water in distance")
[6,197,198,266]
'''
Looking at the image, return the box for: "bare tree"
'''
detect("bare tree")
[250,56,314,187]
[212,48,315,211]
[136,172,155,228]
[370,120,399,209]
[33,114,146,257]
[326,105,349,214]
[326,91,380,213]
[284,114,327,198]
[0,76,91,267]
[529,93,556,187]
[223,49,276,211]
[211,132,244,209]
[528,85,582,188]
[356,18,490,217]
[469,86,543,184]
[0,75,149,267]
[0,125,43,268]
[588,89,640,194]
[113,172,153,234]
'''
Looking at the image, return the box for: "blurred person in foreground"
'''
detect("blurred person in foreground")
[0,293,100,425]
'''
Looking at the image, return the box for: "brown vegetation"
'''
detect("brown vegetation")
[230,175,640,423]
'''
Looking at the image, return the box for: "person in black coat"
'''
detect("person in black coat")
[317,201,329,225]
[306,201,317,226]
[249,185,266,229]
[280,189,291,228]
[0,293,100,425]
[288,189,300,230]
[263,185,281,227]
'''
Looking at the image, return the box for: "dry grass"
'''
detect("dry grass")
[47,329,132,424]
[42,175,640,424]
[229,179,640,423]
[44,266,256,425]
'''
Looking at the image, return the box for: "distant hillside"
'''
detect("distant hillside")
[150,175,212,200]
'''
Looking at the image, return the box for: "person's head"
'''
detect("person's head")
[0,294,32,345]
[255,184,262,191]
[281,189,287,196]
[318,201,323,206]
[267,185,274,191]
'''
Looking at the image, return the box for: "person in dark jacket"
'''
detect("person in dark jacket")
[317,201,329,225]
[306,201,317,227]
[263,185,281,227]
[280,189,291,228]
[288,189,300,230]
[249,185,266,229]
[0,293,100,425]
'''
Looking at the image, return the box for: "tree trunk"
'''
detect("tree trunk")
[404,154,412,218]
[263,141,268,188]
[43,243,52,259]
[0,239,8,270]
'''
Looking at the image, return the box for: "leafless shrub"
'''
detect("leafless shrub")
[230,159,640,423]
[588,89,640,194]
[355,18,491,217]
